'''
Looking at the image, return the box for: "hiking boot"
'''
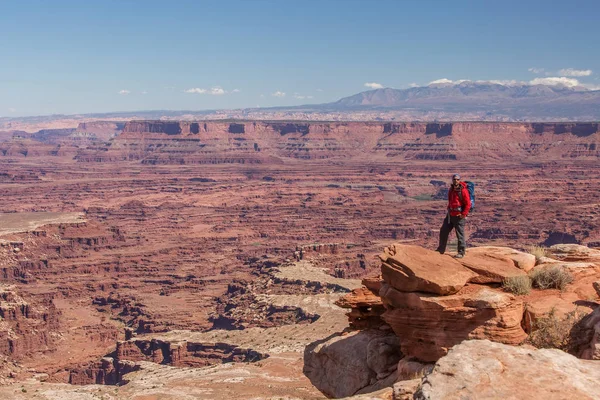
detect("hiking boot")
[435,248,444,254]
[454,253,465,259]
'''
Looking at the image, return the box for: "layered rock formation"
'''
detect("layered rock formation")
[0,285,59,359]
[377,244,528,361]
[337,244,600,363]
[73,120,600,164]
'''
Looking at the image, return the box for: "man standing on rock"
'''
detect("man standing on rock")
[436,174,471,258]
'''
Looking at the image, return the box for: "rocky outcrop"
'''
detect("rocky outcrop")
[414,340,600,400]
[303,329,401,398]
[73,120,600,164]
[339,244,536,363]
[380,284,526,362]
[336,243,600,369]
[115,338,266,367]
[66,337,267,386]
[335,285,386,329]
[0,285,59,359]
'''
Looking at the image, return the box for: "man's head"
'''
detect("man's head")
[452,174,461,188]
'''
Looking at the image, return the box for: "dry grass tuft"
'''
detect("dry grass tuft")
[527,307,587,351]
[502,275,532,295]
[530,265,574,291]
[528,245,548,263]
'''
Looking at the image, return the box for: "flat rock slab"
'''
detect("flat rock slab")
[380,244,477,295]
[458,252,527,283]
[415,339,600,400]
[466,246,536,272]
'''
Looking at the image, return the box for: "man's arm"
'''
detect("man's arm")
[461,187,471,217]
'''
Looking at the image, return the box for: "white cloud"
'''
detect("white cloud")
[316,88,324,92]
[231,89,241,93]
[272,91,286,97]
[210,87,225,95]
[141,91,148,95]
[364,82,384,89]
[185,87,227,95]
[259,94,265,98]
[409,83,419,88]
[118,90,130,95]
[529,77,580,87]
[185,88,207,94]
[559,68,592,77]
[8,107,16,113]
[528,67,545,74]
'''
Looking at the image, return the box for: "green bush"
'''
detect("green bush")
[502,275,532,295]
[530,265,573,291]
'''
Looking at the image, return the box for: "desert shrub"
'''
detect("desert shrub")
[528,245,548,263]
[527,307,587,352]
[529,265,573,291]
[502,275,532,295]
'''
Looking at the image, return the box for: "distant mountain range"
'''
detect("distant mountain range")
[2,82,600,128]
[316,82,600,120]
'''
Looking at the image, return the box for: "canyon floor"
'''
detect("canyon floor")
[1,121,599,398]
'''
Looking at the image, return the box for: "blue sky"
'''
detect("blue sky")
[1,0,599,117]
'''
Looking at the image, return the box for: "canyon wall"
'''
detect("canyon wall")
[74,121,600,164]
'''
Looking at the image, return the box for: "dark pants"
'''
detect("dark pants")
[437,214,466,255]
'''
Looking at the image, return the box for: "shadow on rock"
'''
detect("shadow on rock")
[303,329,401,398]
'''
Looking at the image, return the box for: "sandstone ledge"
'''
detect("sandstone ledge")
[415,340,600,400]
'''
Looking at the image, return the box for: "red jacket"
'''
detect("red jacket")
[447,182,471,217]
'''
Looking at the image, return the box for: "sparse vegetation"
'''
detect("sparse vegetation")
[502,275,532,295]
[528,245,548,264]
[527,307,587,351]
[530,265,573,291]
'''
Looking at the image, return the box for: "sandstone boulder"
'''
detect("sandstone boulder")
[547,244,600,262]
[464,246,536,272]
[380,284,526,362]
[380,244,477,295]
[458,251,527,283]
[414,340,600,400]
[303,329,401,398]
